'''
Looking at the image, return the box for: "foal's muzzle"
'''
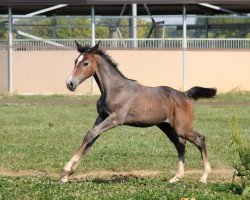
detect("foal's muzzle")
[66,81,76,91]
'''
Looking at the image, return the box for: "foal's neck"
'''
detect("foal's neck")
[94,56,129,95]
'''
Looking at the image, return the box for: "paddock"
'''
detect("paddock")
[0,1,250,199]
[0,93,249,199]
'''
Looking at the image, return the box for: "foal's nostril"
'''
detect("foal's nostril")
[66,81,75,91]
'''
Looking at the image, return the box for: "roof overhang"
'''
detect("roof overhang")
[1,1,250,5]
[0,1,249,16]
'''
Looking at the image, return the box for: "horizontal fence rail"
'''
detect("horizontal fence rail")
[0,38,250,51]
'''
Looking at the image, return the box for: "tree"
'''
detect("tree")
[194,17,250,38]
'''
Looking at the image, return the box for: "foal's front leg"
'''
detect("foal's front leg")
[60,114,118,183]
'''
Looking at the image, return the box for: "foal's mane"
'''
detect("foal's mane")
[98,49,118,69]
[83,47,134,81]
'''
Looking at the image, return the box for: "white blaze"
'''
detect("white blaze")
[66,54,85,87]
[76,54,84,66]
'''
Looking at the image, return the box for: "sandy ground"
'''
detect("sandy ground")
[0,167,236,183]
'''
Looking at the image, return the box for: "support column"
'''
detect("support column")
[91,6,95,94]
[132,4,137,48]
[52,14,57,39]
[182,5,187,91]
[205,17,208,38]
[91,6,95,47]
[8,7,13,93]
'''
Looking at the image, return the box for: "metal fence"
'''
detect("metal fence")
[187,38,250,49]
[0,38,250,51]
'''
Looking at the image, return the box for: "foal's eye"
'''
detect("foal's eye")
[83,62,89,67]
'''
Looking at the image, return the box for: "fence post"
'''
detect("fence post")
[182,5,187,91]
[91,6,95,94]
[132,4,137,48]
[8,7,13,93]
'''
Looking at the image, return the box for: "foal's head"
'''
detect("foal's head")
[66,41,100,91]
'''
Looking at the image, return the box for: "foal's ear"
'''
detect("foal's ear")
[90,41,101,54]
[75,41,87,53]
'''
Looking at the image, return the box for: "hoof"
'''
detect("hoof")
[60,169,73,184]
[169,178,178,183]
[198,178,207,183]
[169,173,184,183]
[199,172,209,183]
[169,176,181,183]
[60,175,69,184]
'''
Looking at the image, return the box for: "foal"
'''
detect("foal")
[61,41,216,183]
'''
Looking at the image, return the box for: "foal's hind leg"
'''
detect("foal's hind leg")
[157,123,186,183]
[184,131,211,183]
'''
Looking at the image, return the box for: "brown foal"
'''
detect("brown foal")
[61,41,216,183]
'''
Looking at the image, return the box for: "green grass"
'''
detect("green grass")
[0,176,242,200]
[0,93,249,199]
[0,104,249,173]
[198,91,250,103]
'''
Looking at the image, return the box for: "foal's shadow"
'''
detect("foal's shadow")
[72,174,158,184]
[91,175,134,184]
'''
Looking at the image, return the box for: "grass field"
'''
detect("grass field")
[0,92,249,199]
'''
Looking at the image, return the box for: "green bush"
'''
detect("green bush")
[230,116,250,198]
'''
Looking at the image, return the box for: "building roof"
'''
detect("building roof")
[1,0,250,5]
[0,0,249,16]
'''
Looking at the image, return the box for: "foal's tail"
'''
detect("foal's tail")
[186,86,217,100]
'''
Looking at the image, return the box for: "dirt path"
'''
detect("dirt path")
[0,98,250,106]
[0,99,96,106]
[0,168,235,183]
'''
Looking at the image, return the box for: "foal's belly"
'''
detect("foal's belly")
[124,103,170,126]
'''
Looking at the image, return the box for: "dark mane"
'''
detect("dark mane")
[98,49,118,68]
[80,46,135,81]
[97,49,135,81]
